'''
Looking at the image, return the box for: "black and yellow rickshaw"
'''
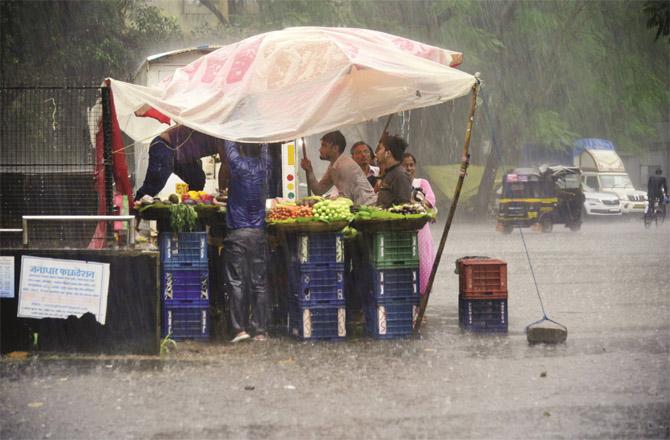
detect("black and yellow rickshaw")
[496,165,583,233]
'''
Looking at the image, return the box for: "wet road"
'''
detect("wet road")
[1,218,668,439]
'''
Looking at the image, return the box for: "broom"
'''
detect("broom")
[518,227,568,344]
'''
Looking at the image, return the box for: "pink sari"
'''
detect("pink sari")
[413,178,435,295]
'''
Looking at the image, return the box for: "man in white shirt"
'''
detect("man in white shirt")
[351,141,380,188]
[300,131,377,206]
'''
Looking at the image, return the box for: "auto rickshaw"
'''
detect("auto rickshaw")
[496,165,584,233]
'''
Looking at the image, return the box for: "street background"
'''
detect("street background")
[1,217,668,439]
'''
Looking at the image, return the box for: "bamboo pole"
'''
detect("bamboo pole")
[377,113,394,149]
[414,78,480,336]
[301,137,312,196]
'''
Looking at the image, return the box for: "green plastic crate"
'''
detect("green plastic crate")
[368,231,419,269]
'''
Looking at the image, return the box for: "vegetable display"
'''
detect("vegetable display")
[312,198,354,222]
[267,204,313,222]
[353,203,432,221]
[266,199,434,227]
[168,203,198,232]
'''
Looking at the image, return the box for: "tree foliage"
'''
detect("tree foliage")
[644,0,670,42]
[2,0,666,177]
[0,0,182,85]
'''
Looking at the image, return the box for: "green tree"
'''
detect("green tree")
[0,0,182,85]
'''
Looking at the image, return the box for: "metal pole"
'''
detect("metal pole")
[301,137,311,196]
[414,79,480,336]
[128,217,136,246]
[101,86,114,217]
[22,218,28,247]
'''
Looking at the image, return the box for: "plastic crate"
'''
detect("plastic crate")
[161,267,209,302]
[159,232,208,268]
[162,300,209,340]
[365,297,419,339]
[458,258,507,299]
[368,231,419,269]
[369,266,420,301]
[288,262,345,306]
[288,301,346,340]
[458,296,508,332]
[288,232,344,266]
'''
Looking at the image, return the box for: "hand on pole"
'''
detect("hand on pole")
[300,157,313,173]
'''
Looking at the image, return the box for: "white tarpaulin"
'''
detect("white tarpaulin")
[109,26,476,143]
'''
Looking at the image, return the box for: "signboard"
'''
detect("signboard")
[18,256,110,324]
[0,256,15,298]
[281,140,299,200]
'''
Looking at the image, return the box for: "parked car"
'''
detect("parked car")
[576,148,647,214]
[582,185,622,216]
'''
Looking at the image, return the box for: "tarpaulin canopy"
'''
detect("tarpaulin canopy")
[108,26,476,143]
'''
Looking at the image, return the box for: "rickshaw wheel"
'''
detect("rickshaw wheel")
[540,216,553,233]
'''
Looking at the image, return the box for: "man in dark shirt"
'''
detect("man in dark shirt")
[134,125,228,200]
[647,168,668,216]
[375,134,412,208]
[223,141,272,343]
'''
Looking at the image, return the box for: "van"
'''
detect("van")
[575,149,647,214]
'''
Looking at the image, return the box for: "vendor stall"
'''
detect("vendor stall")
[95,26,480,340]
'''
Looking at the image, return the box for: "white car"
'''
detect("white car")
[582,172,647,214]
[582,187,622,216]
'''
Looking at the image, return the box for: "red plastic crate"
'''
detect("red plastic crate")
[458,258,507,299]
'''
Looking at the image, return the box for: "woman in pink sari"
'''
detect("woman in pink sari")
[402,153,435,296]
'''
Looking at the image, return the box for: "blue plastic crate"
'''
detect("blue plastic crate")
[288,262,345,306]
[288,301,346,340]
[161,267,209,302]
[159,232,208,268]
[369,266,420,301]
[162,300,209,340]
[365,297,419,339]
[458,296,508,333]
[288,232,344,266]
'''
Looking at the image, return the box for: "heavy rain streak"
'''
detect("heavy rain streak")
[0,1,668,439]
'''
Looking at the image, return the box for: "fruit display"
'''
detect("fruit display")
[267,203,313,222]
[297,196,324,207]
[312,198,354,222]
[266,197,354,224]
[181,191,214,205]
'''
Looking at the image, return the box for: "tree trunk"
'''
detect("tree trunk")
[476,138,500,215]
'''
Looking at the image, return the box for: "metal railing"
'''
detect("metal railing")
[22,215,136,247]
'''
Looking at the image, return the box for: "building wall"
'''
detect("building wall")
[621,147,670,190]
[147,0,229,33]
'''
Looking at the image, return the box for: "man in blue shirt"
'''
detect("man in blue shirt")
[134,125,228,200]
[223,141,272,342]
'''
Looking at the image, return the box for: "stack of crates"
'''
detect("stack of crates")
[457,258,508,332]
[365,231,420,339]
[286,232,346,340]
[159,231,210,340]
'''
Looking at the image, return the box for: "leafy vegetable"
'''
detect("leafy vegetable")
[168,203,198,232]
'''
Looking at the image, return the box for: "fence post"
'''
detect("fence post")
[101,86,114,217]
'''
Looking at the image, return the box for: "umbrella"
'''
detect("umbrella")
[108,26,476,143]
